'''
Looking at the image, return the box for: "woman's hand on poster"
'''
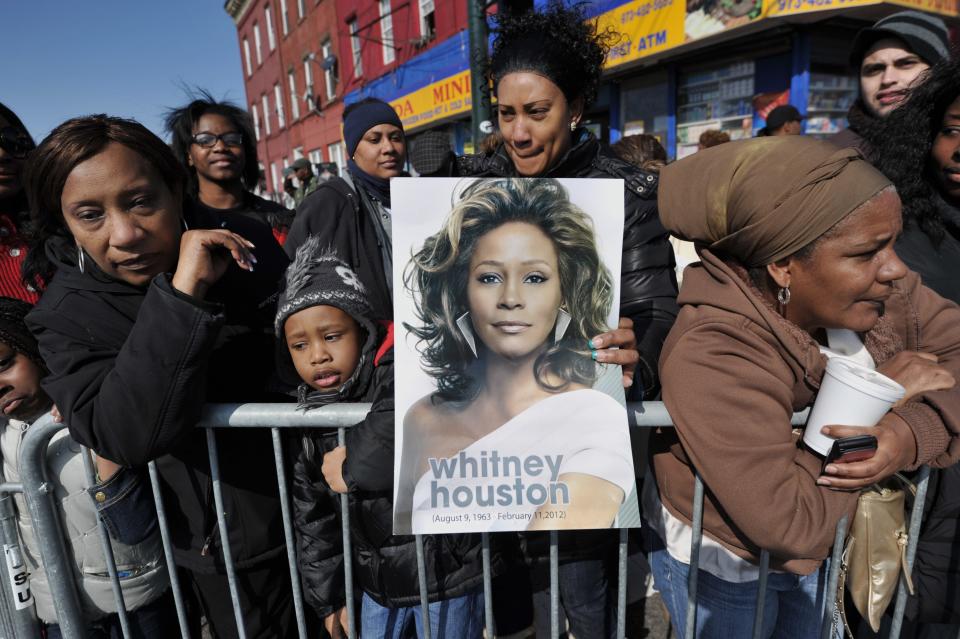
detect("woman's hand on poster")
[589,317,639,388]
[877,351,955,406]
[324,607,349,638]
[816,413,917,490]
[171,229,256,300]
[322,446,348,494]
[51,405,62,423]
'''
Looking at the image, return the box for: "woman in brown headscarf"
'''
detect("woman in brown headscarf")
[646,136,960,639]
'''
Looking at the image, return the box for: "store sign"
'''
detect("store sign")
[597,0,686,67]
[388,70,473,132]
[601,0,958,64]
[764,0,957,17]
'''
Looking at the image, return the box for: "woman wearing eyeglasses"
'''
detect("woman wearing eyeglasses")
[0,102,39,303]
[165,92,294,244]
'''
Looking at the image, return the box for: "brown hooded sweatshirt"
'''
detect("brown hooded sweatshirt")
[652,249,960,575]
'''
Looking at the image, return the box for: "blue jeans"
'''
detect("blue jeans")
[531,557,616,639]
[360,589,484,639]
[650,542,839,639]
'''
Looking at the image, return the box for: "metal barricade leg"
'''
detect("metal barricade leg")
[617,528,627,639]
[18,416,85,639]
[0,486,39,638]
[821,514,848,639]
[751,550,770,639]
[338,427,357,639]
[147,461,191,638]
[481,532,494,638]
[684,474,705,639]
[889,467,931,639]
[80,448,131,639]
[550,530,559,639]
[205,429,247,639]
[415,534,432,639]
[271,428,308,639]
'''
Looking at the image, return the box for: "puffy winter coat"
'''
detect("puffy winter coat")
[293,346,505,617]
[285,173,394,321]
[1,419,168,623]
[26,206,292,574]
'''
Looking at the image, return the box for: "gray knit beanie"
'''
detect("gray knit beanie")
[275,235,376,341]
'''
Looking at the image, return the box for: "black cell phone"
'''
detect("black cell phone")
[821,435,878,475]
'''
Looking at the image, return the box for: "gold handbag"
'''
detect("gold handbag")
[837,474,916,635]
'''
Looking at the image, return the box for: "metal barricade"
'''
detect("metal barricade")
[14,404,940,639]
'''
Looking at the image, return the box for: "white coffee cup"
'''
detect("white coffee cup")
[803,357,906,456]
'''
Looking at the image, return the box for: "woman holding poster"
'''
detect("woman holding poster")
[453,6,677,635]
[395,178,636,534]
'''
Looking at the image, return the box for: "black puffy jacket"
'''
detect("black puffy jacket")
[293,347,504,617]
[895,198,960,625]
[456,130,679,400]
[26,206,291,573]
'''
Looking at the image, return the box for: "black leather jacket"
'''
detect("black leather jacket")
[456,130,679,399]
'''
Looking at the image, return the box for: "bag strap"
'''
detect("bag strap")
[836,542,856,639]
[891,472,917,497]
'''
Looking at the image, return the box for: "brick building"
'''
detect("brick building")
[226,0,348,202]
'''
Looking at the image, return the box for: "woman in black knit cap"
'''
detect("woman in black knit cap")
[284,98,407,320]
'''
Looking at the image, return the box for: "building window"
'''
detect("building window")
[327,141,345,174]
[288,71,300,120]
[265,5,276,51]
[297,0,306,20]
[243,39,253,76]
[253,23,263,65]
[419,0,435,39]
[274,84,286,129]
[262,94,272,135]
[321,39,336,100]
[293,146,304,160]
[379,0,395,65]
[303,58,314,110]
[270,162,280,197]
[280,0,289,35]
[251,103,260,141]
[349,19,362,78]
[308,148,323,166]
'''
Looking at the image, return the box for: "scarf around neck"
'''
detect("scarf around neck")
[347,160,392,208]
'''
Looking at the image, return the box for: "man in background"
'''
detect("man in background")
[833,10,950,152]
[757,105,805,137]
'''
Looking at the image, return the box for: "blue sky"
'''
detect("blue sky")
[3,1,246,142]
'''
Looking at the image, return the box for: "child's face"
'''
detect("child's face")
[0,342,50,421]
[284,305,363,393]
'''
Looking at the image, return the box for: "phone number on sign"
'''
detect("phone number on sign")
[776,0,864,10]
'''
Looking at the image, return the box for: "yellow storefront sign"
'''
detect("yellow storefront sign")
[764,0,957,19]
[388,69,473,133]
[597,0,686,68]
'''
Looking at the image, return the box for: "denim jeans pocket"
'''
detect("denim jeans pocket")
[86,467,158,545]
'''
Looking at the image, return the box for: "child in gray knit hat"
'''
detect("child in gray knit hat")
[280,237,491,638]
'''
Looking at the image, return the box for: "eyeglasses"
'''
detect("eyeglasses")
[191,132,244,148]
[0,127,34,158]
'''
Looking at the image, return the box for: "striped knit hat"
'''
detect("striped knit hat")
[850,11,950,68]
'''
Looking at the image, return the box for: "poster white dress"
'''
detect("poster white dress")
[391,177,642,535]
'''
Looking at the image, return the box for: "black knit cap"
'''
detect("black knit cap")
[0,297,44,370]
[849,11,950,68]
